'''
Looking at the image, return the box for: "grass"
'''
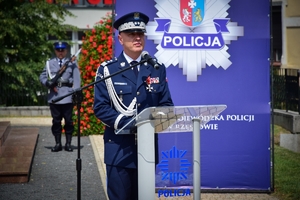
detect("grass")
[272,125,300,200]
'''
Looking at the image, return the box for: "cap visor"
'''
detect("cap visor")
[121,29,146,33]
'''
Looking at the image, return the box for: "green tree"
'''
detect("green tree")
[0,0,77,106]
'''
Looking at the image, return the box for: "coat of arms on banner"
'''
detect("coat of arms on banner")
[146,0,244,81]
[180,0,204,27]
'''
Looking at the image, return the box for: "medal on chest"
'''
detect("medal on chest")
[145,76,153,92]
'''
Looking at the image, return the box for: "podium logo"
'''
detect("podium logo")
[146,0,244,81]
[157,146,191,184]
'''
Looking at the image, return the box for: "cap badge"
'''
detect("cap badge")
[134,12,140,20]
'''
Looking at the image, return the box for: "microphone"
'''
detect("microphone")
[141,51,161,69]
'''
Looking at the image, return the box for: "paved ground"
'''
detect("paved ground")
[0,126,107,200]
[0,118,280,200]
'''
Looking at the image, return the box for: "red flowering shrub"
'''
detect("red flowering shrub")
[73,12,113,136]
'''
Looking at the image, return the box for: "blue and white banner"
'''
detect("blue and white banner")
[155,18,230,49]
[115,0,271,192]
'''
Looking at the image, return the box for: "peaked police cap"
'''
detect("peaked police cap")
[53,41,68,49]
[113,12,149,33]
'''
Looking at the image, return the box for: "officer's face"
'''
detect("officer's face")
[118,32,145,59]
[55,48,67,59]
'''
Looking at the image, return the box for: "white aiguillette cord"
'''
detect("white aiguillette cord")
[103,66,137,117]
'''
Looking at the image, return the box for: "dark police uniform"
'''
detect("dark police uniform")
[93,12,174,200]
[39,42,81,152]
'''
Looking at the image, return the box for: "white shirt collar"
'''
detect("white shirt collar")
[57,58,66,62]
[123,52,141,64]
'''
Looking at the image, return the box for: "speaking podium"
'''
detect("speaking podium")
[116,105,227,200]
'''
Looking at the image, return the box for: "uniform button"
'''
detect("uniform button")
[137,92,140,95]
[120,90,123,93]
[138,103,141,107]
[109,139,111,142]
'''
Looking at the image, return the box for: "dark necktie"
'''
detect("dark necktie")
[130,61,139,77]
[59,59,62,67]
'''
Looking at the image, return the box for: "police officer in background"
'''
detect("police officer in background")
[39,42,81,152]
[93,12,174,200]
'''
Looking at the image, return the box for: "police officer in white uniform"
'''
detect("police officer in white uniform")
[39,42,81,152]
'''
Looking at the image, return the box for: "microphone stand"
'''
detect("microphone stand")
[51,59,147,200]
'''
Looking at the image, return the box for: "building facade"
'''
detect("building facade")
[56,0,113,56]
[272,0,299,68]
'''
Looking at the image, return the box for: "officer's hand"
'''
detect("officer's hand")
[45,80,54,88]
[124,117,136,129]
[129,125,137,134]
[121,117,137,134]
